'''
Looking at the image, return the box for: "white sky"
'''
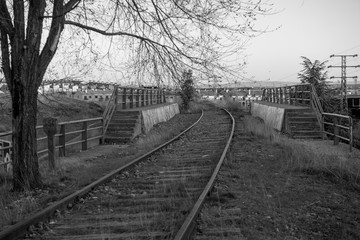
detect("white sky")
[46,0,360,86]
[244,0,360,84]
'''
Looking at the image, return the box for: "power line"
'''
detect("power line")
[328,54,360,112]
[274,44,360,82]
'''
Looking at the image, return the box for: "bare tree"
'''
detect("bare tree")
[0,0,272,191]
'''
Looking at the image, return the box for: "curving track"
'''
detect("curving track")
[0,108,234,240]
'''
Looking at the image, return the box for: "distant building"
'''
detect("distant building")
[70,90,112,102]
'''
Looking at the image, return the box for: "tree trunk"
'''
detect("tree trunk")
[11,80,42,191]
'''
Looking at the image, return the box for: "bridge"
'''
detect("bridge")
[0,83,355,173]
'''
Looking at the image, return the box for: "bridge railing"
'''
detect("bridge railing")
[115,86,166,109]
[262,83,354,151]
[262,84,311,106]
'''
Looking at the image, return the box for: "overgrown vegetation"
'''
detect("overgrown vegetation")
[240,112,360,188]
[178,70,196,112]
[0,103,202,230]
[297,56,350,114]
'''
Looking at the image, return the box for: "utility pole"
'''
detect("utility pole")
[328,54,360,113]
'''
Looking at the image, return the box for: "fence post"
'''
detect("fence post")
[130,88,134,109]
[59,124,66,157]
[333,118,339,145]
[43,117,57,170]
[122,88,127,109]
[321,115,325,140]
[150,89,153,105]
[262,89,266,101]
[114,86,118,106]
[349,117,353,152]
[82,121,88,151]
[142,89,146,106]
[100,118,104,144]
[136,89,140,108]
[279,88,283,104]
[163,90,166,103]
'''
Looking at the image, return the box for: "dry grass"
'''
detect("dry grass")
[241,113,360,187]
[0,108,201,230]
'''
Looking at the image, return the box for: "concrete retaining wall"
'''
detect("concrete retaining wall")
[141,103,180,133]
[251,102,285,131]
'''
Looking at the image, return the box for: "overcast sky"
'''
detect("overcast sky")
[244,0,360,84]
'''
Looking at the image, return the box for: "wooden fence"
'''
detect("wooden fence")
[322,113,353,151]
[0,117,103,172]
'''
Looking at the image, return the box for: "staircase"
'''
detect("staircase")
[286,108,322,139]
[104,111,141,144]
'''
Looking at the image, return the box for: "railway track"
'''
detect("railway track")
[193,113,247,240]
[0,108,234,240]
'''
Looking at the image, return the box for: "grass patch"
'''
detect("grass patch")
[241,112,360,188]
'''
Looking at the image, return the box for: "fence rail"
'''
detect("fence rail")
[322,113,353,152]
[0,117,104,172]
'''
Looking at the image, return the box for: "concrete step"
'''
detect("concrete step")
[112,112,139,117]
[109,118,138,124]
[113,111,140,116]
[108,124,135,131]
[287,112,317,117]
[286,108,312,113]
[288,117,318,123]
[104,136,132,144]
[285,108,323,140]
[106,131,133,138]
[289,123,320,130]
[111,116,139,122]
[108,121,137,127]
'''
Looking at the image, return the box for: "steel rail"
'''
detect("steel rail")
[0,111,204,240]
[174,108,235,240]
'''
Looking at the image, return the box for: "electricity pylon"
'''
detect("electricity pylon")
[328,54,360,113]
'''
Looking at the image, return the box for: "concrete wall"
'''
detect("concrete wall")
[141,103,180,133]
[251,102,285,131]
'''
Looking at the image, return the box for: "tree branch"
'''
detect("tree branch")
[64,19,197,62]
[0,29,12,89]
[39,0,66,82]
